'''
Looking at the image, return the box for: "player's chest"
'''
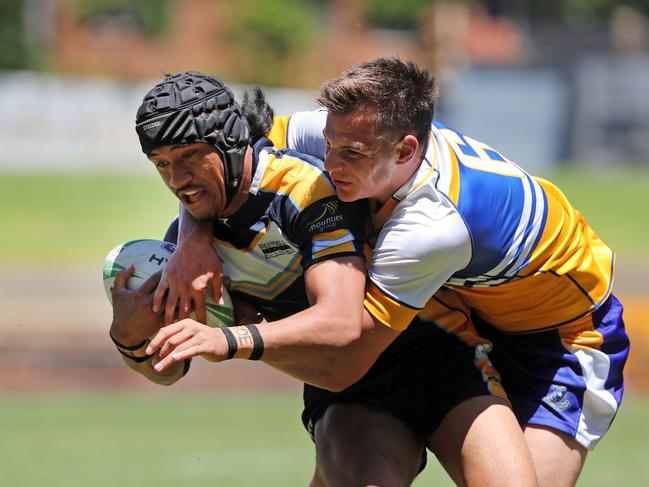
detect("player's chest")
[214,220,302,299]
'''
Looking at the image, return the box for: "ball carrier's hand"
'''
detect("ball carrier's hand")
[146,321,264,371]
[110,266,164,349]
[109,266,190,385]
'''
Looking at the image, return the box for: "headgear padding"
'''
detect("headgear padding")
[135,72,250,205]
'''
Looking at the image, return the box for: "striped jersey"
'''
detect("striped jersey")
[214,136,368,320]
[273,111,615,333]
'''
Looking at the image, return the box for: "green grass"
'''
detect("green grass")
[1,168,647,266]
[0,172,177,266]
[1,168,646,485]
[0,391,647,486]
[0,392,314,487]
[549,169,649,260]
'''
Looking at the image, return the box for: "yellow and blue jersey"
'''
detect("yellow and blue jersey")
[269,110,614,331]
[440,121,613,331]
[274,110,627,449]
[365,121,614,333]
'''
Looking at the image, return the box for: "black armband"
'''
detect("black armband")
[110,334,150,361]
[221,327,238,359]
[117,352,151,363]
[110,334,147,352]
[246,324,264,360]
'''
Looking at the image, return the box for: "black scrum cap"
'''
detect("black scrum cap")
[135,71,250,204]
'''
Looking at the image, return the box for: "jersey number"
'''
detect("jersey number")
[440,128,525,178]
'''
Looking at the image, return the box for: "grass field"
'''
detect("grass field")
[1,168,648,486]
[548,169,649,259]
[0,391,647,487]
[1,168,648,265]
[1,172,177,265]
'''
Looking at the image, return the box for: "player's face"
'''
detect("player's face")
[323,111,402,204]
[148,143,228,221]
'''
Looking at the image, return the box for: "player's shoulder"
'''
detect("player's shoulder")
[268,109,327,159]
[254,137,336,212]
[268,143,331,188]
[381,193,471,263]
[432,120,478,146]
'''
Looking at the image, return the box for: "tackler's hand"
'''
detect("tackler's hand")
[152,239,224,326]
[146,319,229,372]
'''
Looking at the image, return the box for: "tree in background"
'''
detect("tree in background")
[362,0,432,30]
[2,0,645,78]
[74,0,171,37]
[0,0,30,69]
[470,0,647,32]
[225,0,321,86]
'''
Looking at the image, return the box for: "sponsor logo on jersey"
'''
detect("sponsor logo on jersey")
[542,385,572,411]
[307,201,344,232]
[259,240,295,258]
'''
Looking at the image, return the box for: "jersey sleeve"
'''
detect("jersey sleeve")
[290,195,369,269]
[365,195,472,330]
[269,110,327,159]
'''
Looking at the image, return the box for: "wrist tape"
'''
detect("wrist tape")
[221,324,264,360]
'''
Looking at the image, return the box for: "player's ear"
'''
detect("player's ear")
[396,135,419,165]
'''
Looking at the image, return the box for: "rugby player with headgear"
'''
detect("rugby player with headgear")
[110,70,376,388]
[110,71,538,486]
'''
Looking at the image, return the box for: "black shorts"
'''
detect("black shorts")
[302,318,497,441]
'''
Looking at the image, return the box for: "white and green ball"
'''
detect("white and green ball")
[103,239,234,327]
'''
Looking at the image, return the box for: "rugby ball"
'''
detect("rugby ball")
[102,239,234,327]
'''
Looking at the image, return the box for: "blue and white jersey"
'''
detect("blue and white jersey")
[276,111,614,333]
[431,121,547,287]
[370,119,625,453]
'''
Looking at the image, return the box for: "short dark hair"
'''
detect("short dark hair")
[317,57,437,145]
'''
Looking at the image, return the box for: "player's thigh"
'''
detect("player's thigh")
[480,295,628,451]
[427,395,538,487]
[303,318,498,485]
[302,317,506,440]
[313,403,424,487]
[523,425,587,487]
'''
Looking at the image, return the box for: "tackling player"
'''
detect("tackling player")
[110,71,536,486]
[302,58,629,487]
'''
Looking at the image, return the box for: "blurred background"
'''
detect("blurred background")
[1,1,648,485]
